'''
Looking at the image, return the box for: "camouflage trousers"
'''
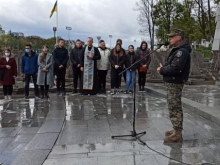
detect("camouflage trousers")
[166,83,184,131]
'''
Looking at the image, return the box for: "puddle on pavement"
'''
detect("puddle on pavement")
[0,98,50,128]
[183,85,220,108]
[65,93,168,121]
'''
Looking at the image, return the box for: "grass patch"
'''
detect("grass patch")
[196,46,212,58]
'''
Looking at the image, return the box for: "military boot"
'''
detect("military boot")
[165,130,174,136]
[164,130,182,143]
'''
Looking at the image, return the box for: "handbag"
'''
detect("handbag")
[0,69,4,80]
[139,66,147,72]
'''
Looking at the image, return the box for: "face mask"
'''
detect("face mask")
[25,49,30,53]
[5,53,10,57]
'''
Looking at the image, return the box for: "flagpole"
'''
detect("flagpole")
[56,0,58,44]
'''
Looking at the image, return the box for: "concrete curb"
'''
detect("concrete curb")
[145,86,220,126]
[11,94,66,165]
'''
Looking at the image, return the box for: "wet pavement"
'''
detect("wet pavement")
[0,84,220,165]
[146,83,220,109]
[0,99,50,128]
[43,92,220,165]
[183,85,220,109]
[0,98,50,165]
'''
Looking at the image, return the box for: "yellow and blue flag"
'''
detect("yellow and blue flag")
[50,1,57,18]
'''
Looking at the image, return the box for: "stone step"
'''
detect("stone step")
[189,80,215,85]
[203,58,210,62]
[208,71,220,81]
[216,81,220,86]
[146,79,163,83]
[202,62,211,68]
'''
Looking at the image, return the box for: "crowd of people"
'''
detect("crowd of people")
[0,28,193,143]
[0,37,151,100]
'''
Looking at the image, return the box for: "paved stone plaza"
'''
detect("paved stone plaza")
[146,84,220,109]
[0,86,220,165]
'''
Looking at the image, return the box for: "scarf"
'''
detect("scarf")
[83,46,95,90]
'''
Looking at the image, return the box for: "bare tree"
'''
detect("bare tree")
[135,0,158,50]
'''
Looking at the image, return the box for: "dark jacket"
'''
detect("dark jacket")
[53,47,69,68]
[21,51,38,74]
[160,40,191,84]
[0,57,17,85]
[109,49,125,68]
[124,52,138,70]
[136,48,151,67]
[70,46,83,67]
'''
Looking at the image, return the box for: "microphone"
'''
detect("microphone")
[119,42,169,75]
[157,42,170,46]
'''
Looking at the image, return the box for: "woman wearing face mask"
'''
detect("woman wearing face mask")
[37,45,54,99]
[0,49,17,100]
[109,44,125,95]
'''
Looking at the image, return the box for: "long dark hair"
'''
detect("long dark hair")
[140,41,148,51]
[3,49,12,58]
[113,44,124,56]
[128,45,135,54]
[41,45,49,62]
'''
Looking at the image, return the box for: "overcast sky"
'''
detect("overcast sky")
[0,0,148,48]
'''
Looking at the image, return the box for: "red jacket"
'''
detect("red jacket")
[0,57,17,85]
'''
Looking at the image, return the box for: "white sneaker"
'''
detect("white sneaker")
[111,89,115,95]
[4,96,8,100]
[8,96,12,100]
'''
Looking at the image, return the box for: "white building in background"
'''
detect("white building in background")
[11,32,24,37]
[201,39,210,48]
[212,3,220,51]
[0,24,5,36]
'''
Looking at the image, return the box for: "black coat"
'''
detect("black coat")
[124,52,138,70]
[53,47,69,68]
[160,41,191,84]
[136,48,151,67]
[70,46,83,67]
[109,49,125,68]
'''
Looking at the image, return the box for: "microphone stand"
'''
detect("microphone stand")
[111,45,165,146]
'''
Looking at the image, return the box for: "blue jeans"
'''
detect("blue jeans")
[125,70,136,91]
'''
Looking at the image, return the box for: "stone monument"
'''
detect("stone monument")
[211,3,220,84]
[212,3,220,70]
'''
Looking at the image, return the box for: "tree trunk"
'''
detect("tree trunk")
[136,0,156,50]
[151,24,155,50]
[207,0,214,39]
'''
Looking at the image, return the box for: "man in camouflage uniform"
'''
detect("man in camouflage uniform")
[157,29,191,143]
